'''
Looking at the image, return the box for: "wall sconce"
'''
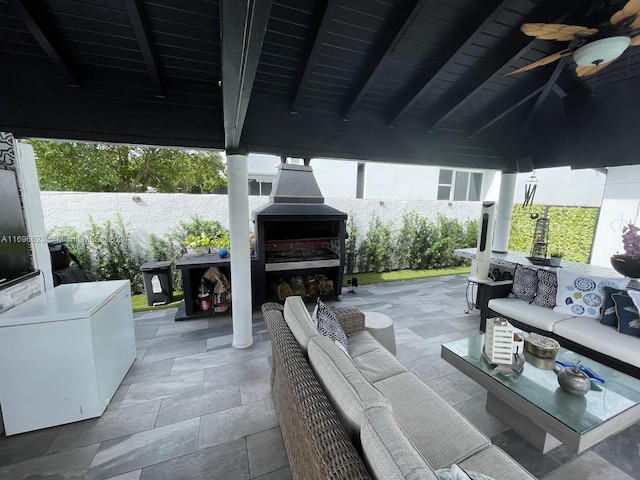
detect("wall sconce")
[132,195,141,202]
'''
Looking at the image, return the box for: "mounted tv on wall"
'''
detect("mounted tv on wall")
[0,169,35,288]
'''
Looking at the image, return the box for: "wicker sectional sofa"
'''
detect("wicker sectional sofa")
[261,297,535,480]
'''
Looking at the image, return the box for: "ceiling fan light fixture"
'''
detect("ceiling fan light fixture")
[573,36,631,66]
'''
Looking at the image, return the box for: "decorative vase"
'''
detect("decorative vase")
[610,254,640,278]
[557,362,591,396]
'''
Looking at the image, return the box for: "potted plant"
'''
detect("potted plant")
[549,251,563,267]
[611,221,640,278]
[183,232,214,254]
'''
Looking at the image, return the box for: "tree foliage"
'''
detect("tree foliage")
[28,140,227,193]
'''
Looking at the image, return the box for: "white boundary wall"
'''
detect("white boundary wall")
[40,191,481,248]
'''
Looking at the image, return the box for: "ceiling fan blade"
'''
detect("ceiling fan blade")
[575,60,615,77]
[611,0,640,25]
[506,49,573,76]
[521,23,598,41]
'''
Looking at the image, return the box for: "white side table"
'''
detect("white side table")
[362,311,396,355]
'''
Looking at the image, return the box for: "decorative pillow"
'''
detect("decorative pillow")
[600,286,627,326]
[613,293,640,336]
[315,298,349,353]
[531,269,558,308]
[553,270,628,318]
[629,289,640,312]
[509,264,538,303]
[435,464,496,480]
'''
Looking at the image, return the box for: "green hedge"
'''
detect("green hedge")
[508,204,598,263]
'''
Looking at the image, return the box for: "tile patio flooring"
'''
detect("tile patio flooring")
[0,274,639,479]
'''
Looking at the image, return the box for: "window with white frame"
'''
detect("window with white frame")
[248,177,273,196]
[437,169,482,201]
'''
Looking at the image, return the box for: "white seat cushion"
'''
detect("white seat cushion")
[488,297,574,332]
[361,406,438,480]
[307,335,390,446]
[283,296,318,354]
[374,372,490,469]
[553,317,640,367]
[348,330,382,357]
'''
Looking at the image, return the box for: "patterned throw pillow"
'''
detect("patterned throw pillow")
[553,269,628,319]
[531,269,558,308]
[315,299,349,353]
[509,264,538,303]
[613,293,640,336]
[600,286,627,326]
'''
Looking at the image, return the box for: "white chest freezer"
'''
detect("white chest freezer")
[0,280,136,435]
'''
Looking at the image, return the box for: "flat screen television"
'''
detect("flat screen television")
[0,169,35,287]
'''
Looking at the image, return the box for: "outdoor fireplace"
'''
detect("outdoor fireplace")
[252,162,347,306]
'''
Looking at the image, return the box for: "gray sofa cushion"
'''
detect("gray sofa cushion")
[352,348,407,383]
[374,372,490,469]
[488,297,574,332]
[361,406,438,480]
[459,446,536,480]
[283,296,318,355]
[307,335,390,447]
[349,330,382,357]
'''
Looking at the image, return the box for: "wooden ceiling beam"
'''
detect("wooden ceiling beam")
[220,0,272,149]
[522,55,570,131]
[341,0,427,120]
[8,0,78,87]
[469,83,545,137]
[123,0,165,98]
[290,0,341,114]
[387,0,510,126]
[424,4,576,131]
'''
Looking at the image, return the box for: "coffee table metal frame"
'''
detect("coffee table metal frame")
[441,335,640,454]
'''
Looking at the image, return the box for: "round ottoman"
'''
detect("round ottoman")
[362,311,396,355]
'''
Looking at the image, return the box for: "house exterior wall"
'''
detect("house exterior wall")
[591,166,640,268]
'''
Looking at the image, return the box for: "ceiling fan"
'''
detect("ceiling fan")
[508,0,640,77]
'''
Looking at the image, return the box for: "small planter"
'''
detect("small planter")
[611,254,640,278]
[185,247,209,255]
[549,256,562,267]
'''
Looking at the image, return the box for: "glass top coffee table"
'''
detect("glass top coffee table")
[441,334,640,454]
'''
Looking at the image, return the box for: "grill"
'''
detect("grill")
[252,162,346,305]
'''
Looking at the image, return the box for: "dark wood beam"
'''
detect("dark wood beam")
[552,84,567,98]
[8,0,78,87]
[220,0,272,149]
[387,0,509,126]
[469,84,544,137]
[123,0,165,98]
[424,4,577,131]
[341,0,427,120]
[522,55,571,132]
[290,0,341,114]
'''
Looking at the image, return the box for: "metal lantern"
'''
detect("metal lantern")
[485,317,514,365]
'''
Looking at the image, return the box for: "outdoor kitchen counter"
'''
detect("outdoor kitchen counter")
[174,253,259,321]
[454,248,619,277]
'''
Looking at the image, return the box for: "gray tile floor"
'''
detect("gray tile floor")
[0,274,638,479]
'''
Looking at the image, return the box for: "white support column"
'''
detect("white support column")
[226,153,253,349]
[493,172,517,253]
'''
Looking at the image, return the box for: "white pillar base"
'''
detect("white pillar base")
[227,153,253,349]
